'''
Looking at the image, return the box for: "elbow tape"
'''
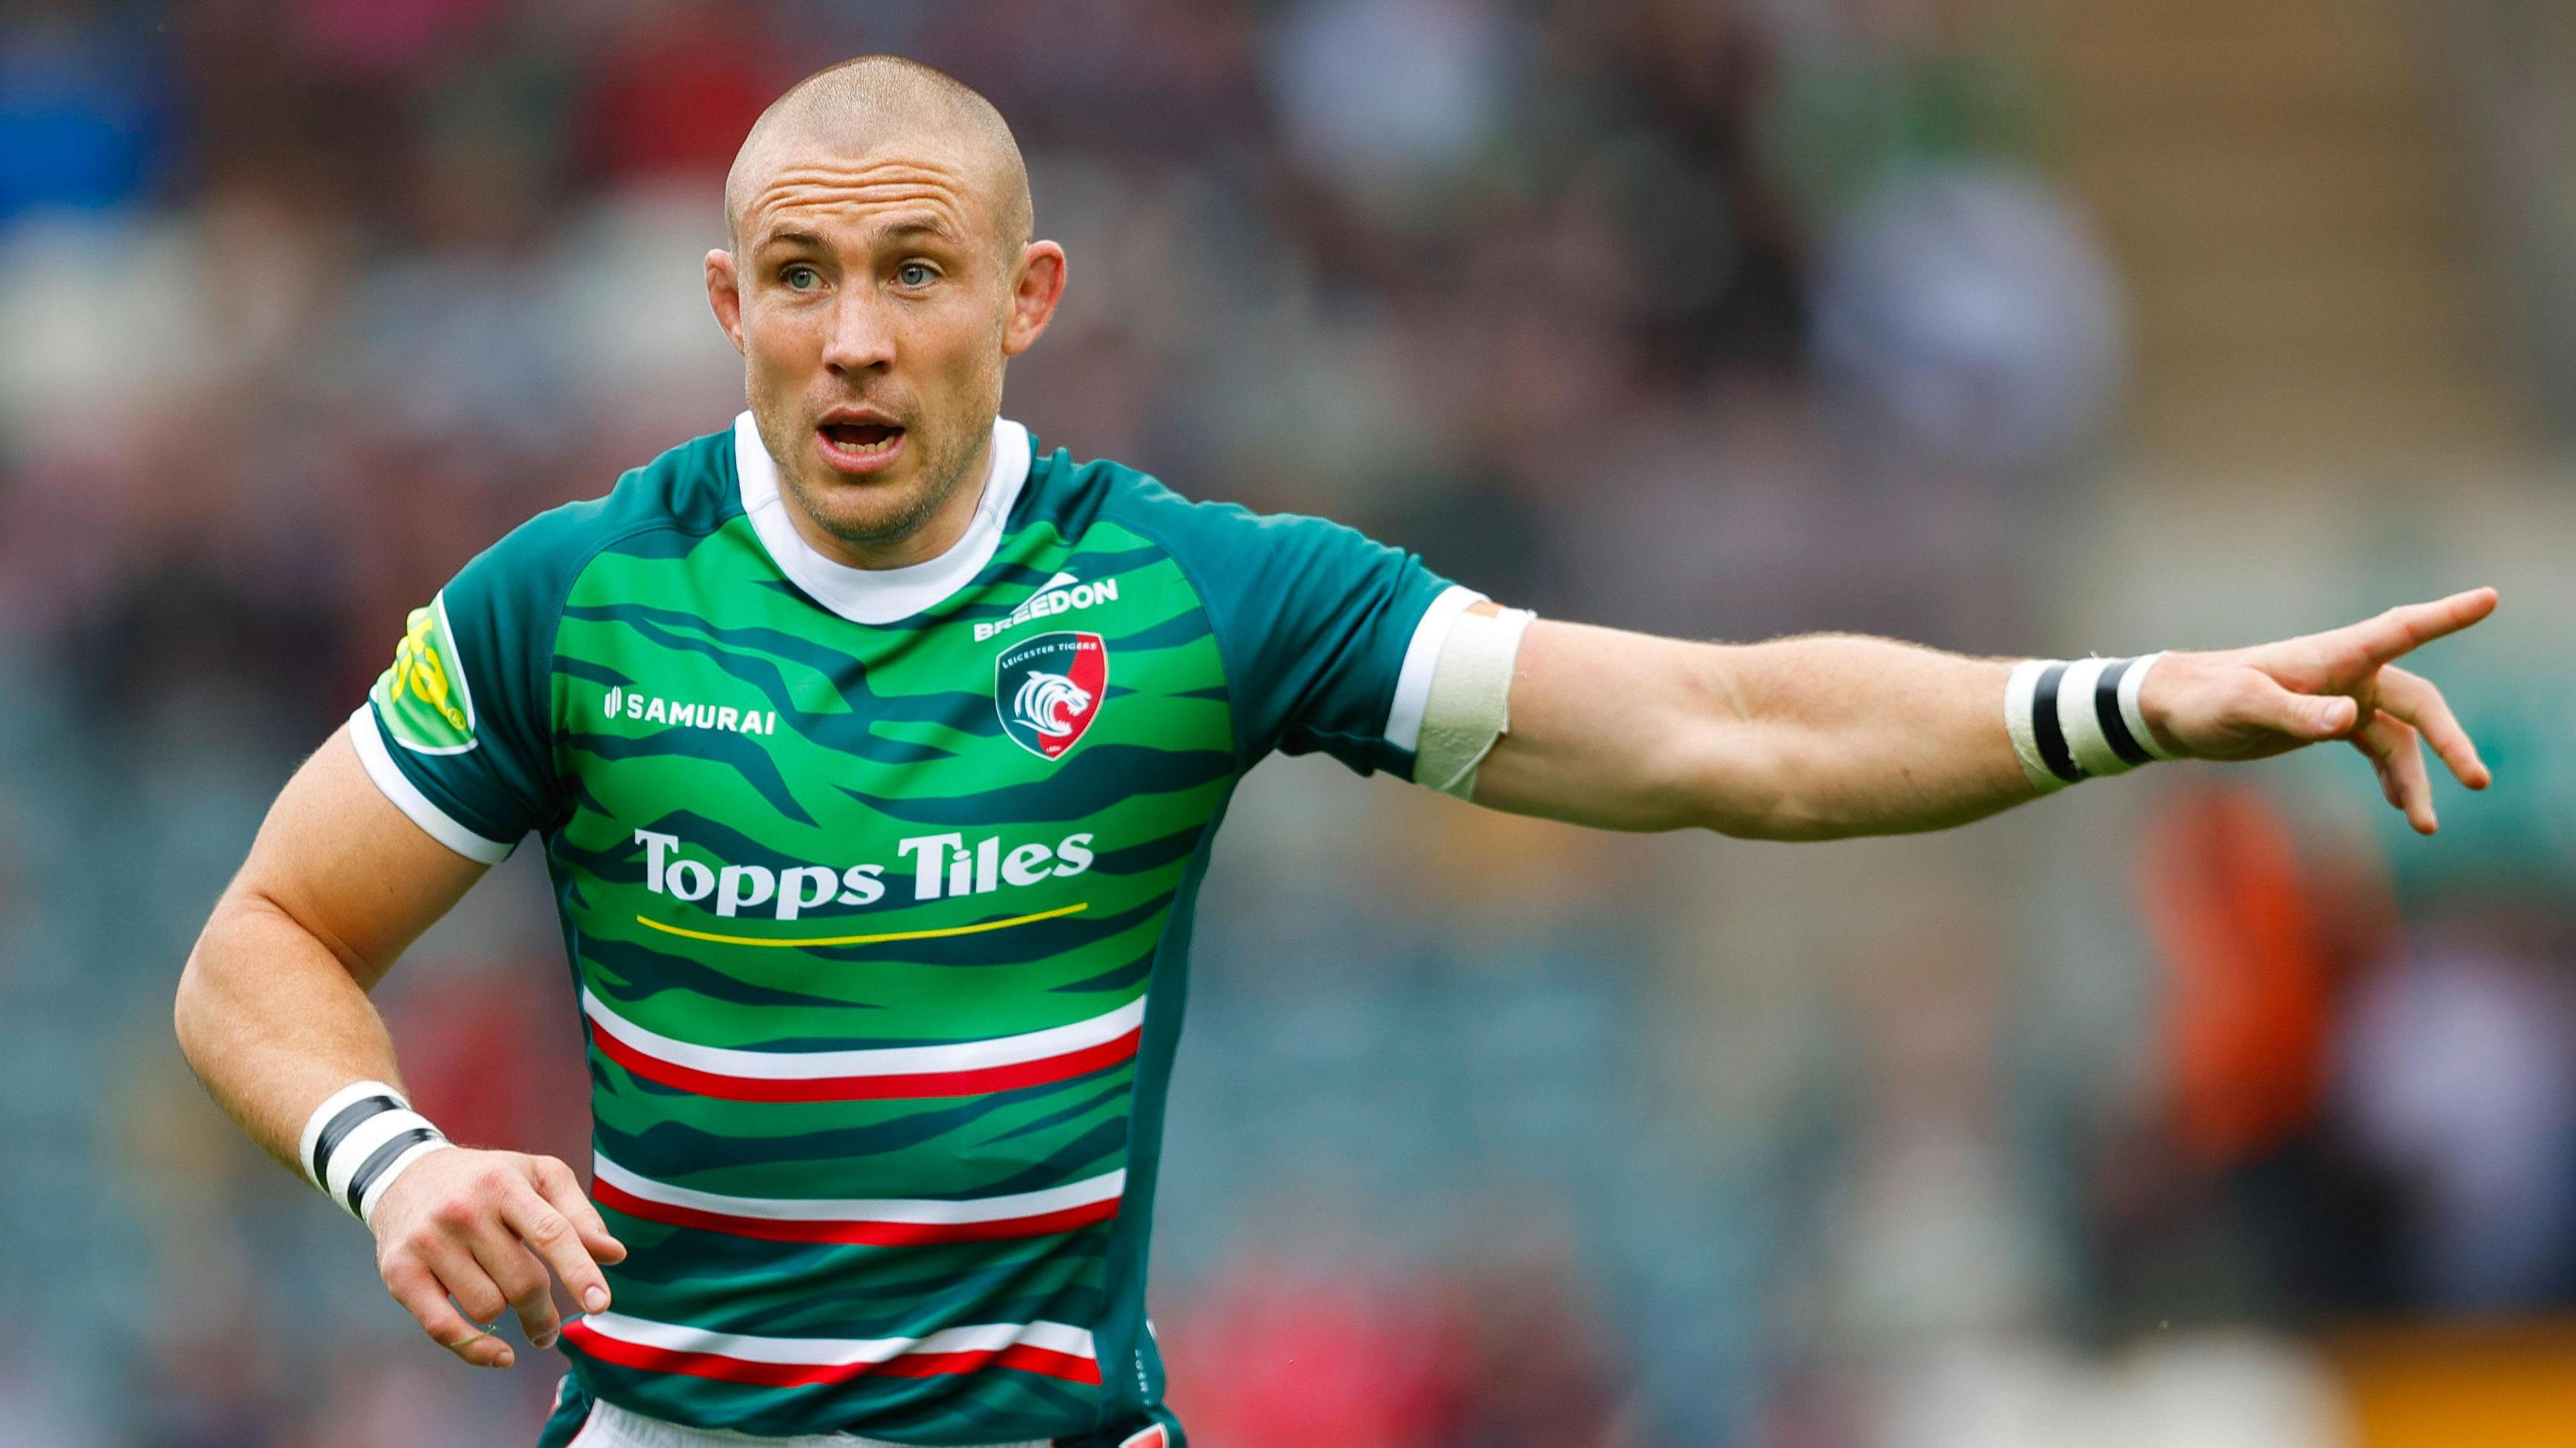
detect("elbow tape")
[299,1079,454,1227]
[1414,606,1536,799]
[2002,651,2180,792]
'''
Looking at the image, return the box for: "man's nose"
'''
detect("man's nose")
[821,292,898,374]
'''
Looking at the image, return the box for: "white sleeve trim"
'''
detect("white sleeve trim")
[347,704,517,864]
[1385,585,1486,753]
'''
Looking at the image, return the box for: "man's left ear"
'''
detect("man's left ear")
[1003,241,1067,356]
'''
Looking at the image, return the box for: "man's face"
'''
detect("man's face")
[711,133,1054,557]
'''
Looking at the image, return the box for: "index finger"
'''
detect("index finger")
[495,1181,610,1323]
[531,1156,626,1272]
[2332,588,2498,665]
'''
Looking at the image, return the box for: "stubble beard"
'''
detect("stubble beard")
[794,452,967,553]
[759,405,985,557]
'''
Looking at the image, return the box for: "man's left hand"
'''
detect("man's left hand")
[2138,587,2499,834]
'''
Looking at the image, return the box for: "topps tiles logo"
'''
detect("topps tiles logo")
[633,826,1095,919]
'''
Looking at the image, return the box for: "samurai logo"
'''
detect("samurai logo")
[996,630,1107,760]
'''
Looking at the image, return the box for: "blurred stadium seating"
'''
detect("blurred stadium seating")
[3,1,2573,1443]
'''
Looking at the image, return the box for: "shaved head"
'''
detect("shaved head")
[724,56,1032,260]
[704,54,1067,571]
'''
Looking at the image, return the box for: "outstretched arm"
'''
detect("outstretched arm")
[1468,588,2497,840]
[175,727,625,1370]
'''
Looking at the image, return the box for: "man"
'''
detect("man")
[172,56,2495,1448]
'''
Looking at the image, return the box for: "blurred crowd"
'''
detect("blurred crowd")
[0,1,2570,1445]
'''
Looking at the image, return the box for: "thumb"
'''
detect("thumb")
[2239,675,2357,740]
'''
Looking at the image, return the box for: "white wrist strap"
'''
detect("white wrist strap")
[2004,651,2180,793]
[299,1079,455,1226]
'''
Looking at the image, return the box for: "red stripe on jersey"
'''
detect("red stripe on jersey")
[560,1320,1102,1388]
[877,1345,1103,1383]
[590,1021,1142,1100]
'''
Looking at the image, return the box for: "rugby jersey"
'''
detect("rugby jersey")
[352,412,1475,1446]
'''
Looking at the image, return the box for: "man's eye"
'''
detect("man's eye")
[895,262,937,287]
[782,264,821,290]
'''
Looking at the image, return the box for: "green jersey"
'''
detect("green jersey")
[352,414,1475,1447]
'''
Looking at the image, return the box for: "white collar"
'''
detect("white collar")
[734,410,1032,625]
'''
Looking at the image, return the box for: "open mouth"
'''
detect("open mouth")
[816,419,906,470]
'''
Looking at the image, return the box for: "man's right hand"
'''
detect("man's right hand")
[369,1146,629,1369]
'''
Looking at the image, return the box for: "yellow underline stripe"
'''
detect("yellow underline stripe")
[634,902,1089,949]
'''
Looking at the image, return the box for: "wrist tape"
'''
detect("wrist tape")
[2002,652,2182,793]
[298,1079,455,1226]
[1415,605,1536,799]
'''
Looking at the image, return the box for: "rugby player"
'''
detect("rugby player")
[171,56,2497,1448]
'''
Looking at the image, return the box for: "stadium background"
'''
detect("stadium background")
[3,0,2574,1443]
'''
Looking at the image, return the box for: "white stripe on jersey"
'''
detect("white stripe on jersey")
[592,1152,1126,1225]
[568,1396,1053,1448]
[574,1311,1096,1368]
[579,987,1146,1080]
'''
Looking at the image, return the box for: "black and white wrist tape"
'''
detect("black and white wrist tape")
[297,1080,455,1227]
[2003,652,2183,793]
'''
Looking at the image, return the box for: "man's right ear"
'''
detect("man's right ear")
[705,249,747,355]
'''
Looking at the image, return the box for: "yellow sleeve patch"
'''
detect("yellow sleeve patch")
[369,594,478,754]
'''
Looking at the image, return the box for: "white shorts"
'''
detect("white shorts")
[567,1396,1053,1448]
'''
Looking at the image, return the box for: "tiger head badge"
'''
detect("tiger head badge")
[995,631,1106,761]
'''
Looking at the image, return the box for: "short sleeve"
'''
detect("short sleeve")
[348,526,568,862]
[1132,496,1479,780]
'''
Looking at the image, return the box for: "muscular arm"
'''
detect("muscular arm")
[1472,625,2031,838]
[1470,589,2498,840]
[175,726,486,1166]
[174,726,623,1370]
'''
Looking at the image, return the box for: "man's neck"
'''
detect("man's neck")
[781,428,996,571]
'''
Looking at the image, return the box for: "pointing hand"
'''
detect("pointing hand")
[2136,587,2498,834]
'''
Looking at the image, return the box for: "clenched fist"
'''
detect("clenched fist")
[369,1147,628,1368]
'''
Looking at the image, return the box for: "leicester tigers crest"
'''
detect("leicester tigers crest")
[996,630,1107,760]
